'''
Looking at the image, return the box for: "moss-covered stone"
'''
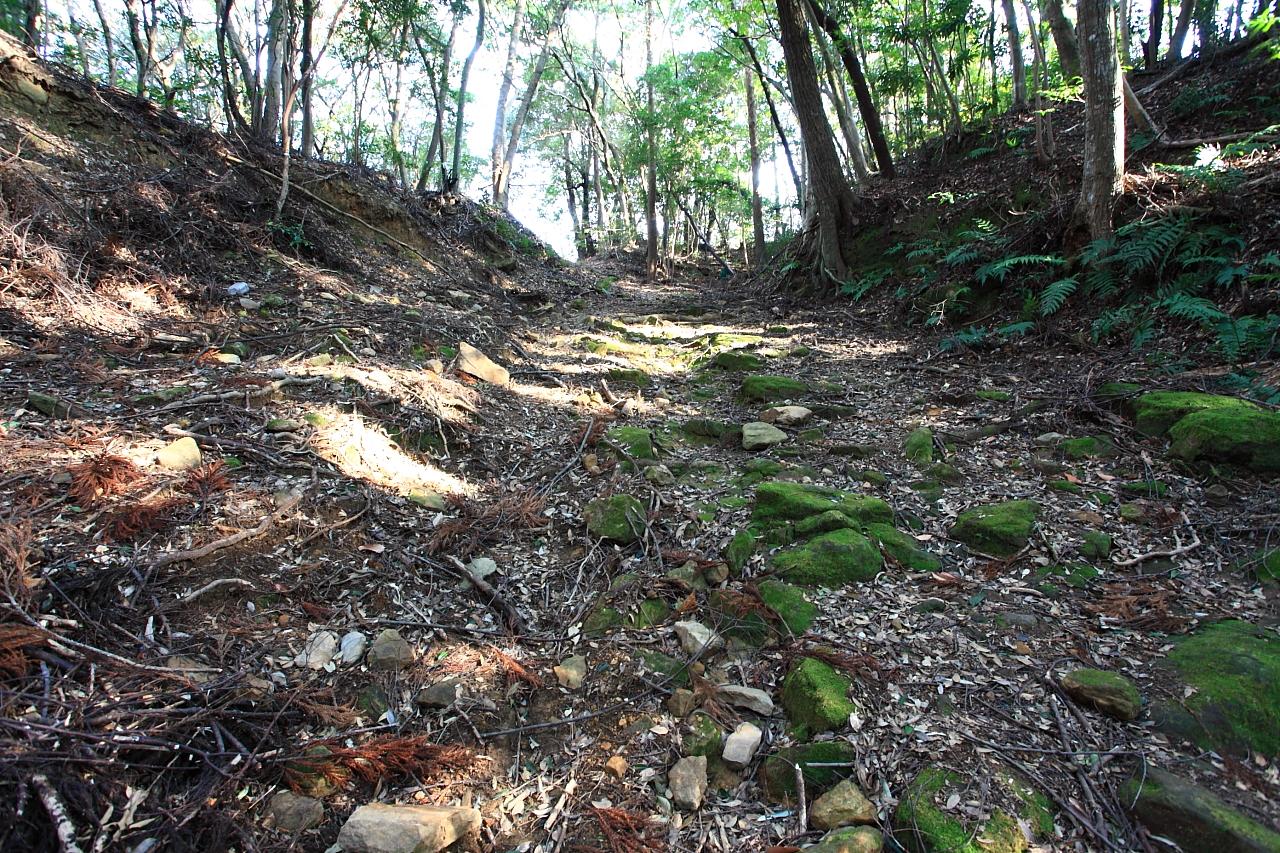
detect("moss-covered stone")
[1154,620,1280,755]
[753,481,893,529]
[1049,479,1083,493]
[894,768,1037,853]
[1061,436,1115,460]
[725,529,757,572]
[1033,563,1100,595]
[948,500,1039,557]
[607,367,651,387]
[1167,407,1280,473]
[710,580,815,645]
[685,714,725,758]
[631,598,671,628]
[905,427,935,466]
[796,509,858,537]
[741,374,808,402]
[1080,531,1113,560]
[857,470,887,486]
[1120,768,1280,853]
[682,418,741,444]
[1259,549,1280,583]
[804,826,882,853]
[583,606,624,635]
[1134,391,1261,437]
[605,426,657,461]
[781,657,855,738]
[1096,381,1141,401]
[639,650,689,686]
[976,389,1011,402]
[926,462,963,483]
[865,523,941,571]
[711,350,765,371]
[760,741,857,803]
[585,494,646,543]
[773,528,883,586]
[1120,479,1170,497]
[1061,668,1141,720]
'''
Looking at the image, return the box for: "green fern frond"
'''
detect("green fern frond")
[975,253,1066,284]
[1039,277,1078,315]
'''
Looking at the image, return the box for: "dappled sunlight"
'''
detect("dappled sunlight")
[310,407,473,499]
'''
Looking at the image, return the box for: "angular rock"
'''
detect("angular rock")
[1121,768,1280,853]
[668,755,708,810]
[644,464,676,486]
[337,803,480,853]
[716,684,774,715]
[605,755,629,779]
[673,621,723,657]
[415,679,462,708]
[338,631,368,665]
[456,342,509,384]
[667,688,698,717]
[367,629,415,670]
[265,791,324,833]
[721,722,762,768]
[156,436,202,470]
[781,657,855,738]
[554,654,587,689]
[811,779,877,830]
[296,630,339,670]
[1061,668,1141,721]
[584,494,646,543]
[742,421,788,450]
[466,557,498,582]
[948,500,1039,557]
[802,826,884,853]
[761,405,813,426]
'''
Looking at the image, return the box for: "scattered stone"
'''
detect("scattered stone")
[425,358,444,374]
[716,684,774,715]
[1120,767,1280,853]
[415,679,462,709]
[668,756,708,810]
[554,654,587,689]
[904,426,934,466]
[742,421,788,450]
[913,597,948,614]
[773,528,882,586]
[295,630,339,670]
[673,621,723,656]
[466,556,498,582]
[1001,612,1039,629]
[721,722,762,768]
[265,418,306,433]
[456,342,509,384]
[605,755,629,779]
[605,426,657,460]
[1080,531,1113,560]
[1061,668,1141,721]
[948,500,1039,557]
[156,436,202,470]
[584,494,646,543]
[338,632,367,666]
[780,657,855,738]
[336,803,480,853]
[803,826,884,853]
[644,464,676,485]
[761,405,813,426]
[366,629,414,670]
[667,688,698,717]
[1034,432,1066,446]
[264,791,324,833]
[761,741,857,803]
[703,562,730,585]
[165,654,216,684]
[811,778,877,829]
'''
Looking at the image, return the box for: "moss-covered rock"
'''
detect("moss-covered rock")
[710,580,816,645]
[760,741,856,803]
[1134,391,1261,437]
[638,650,690,686]
[773,528,883,586]
[682,418,742,444]
[948,500,1039,557]
[905,427,934,466]
[605,426,657,461]
[585,494,646,543]
[796,509,858,537]
[607,367,651,386]
[926,462,963,483]
[976,389,1011,402]
[725,529,757,572]
[803,826,884,853]
[1153,620,1280,755]
[1049,479,1083,494]
[1167,407,1280,473]
[1120,768,1280,853]
[865,523,941,571]
[753,481,893,529]
[1061,668,1141,721]
[1061,436,1115,460]
[781,657,856,738]
[685,714,725,758]
[711,350,765,371]
[1080,531,1113,560]
[1096,381,1141,401]
[894,768,1044,853]
[742,374,808,402]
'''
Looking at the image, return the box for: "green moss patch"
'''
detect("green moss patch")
[1080,531,1113,560]
[773,528,882,586]
[584,494,646,543]
[865,522,941,571]
[948,500,1039,557]
[711,350,765,371]
[605,426,657,461]
[1061,436,1115,460]
[752,481,893,529]
[759,741,856,803]
[638,650,690,686]
[894,768,1041,853]
[781,657,855,738]
[1120,768,1280,853]
[607,367,651,386]
[1167,407,1280,473]
[710,580,815,645]
[741,374,808,402]
[724,529,757,572]
[976,389,1011,402]
[1049,479,1083,493]
[1120,479,1169,497]
[905,427,935,466]
[1134,391,1261,437]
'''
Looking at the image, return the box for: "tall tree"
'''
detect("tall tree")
[1040,0,1081,76]
[1076,0,1124,240]
[744,65,767,265]
[1146,0,1164,67]
[1002,0,1028,107]
[775,0,859,280]
[448,0,487,191]
[644,0,659,279]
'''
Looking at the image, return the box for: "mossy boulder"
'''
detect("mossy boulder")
[865,523,941,571]
[607,367,651,387]
[894,768,1049,853]
[1079,531,1112,560]
[804,827,883,853]
[1120,768,1280,853]
[1120,479,1169,497]
[796,509,858,537]
[709,580,815,645]
[682,418,742,445]
[1060,668,1141,721]
[1061,436,1115,460]
[905,427,934,466]
[685,714,725,758]
[742,374,808,402]
[605,426,657,461]
[752,481,893,530]
[948,500,1038,557]
[773,528,882,586]
[1153,620,1280,755]
[711,350,765,371]
[781,657,856,738]
[585,494,646,543]
[1134,391,1262,437]
[1167,407,1280,473]
[638,650,690,686]
[724,529,757,572]
[760,741,856,803]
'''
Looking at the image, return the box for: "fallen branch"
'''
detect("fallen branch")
[1112,515,1201,567]
[31,774,85,853]
[151,492,303,569]
[178,577,253,604]
[442,554,529,635]
[150,376,325,413]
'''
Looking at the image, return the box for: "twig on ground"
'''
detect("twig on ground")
[151,492,303,569]
[31,774,85,853]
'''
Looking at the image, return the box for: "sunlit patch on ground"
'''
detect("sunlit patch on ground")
[310,407,473,498]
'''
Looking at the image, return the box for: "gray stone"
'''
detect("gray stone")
[457,342,509,384]
[466,557,498,582]
[761,405,813,427]
[415,679,462,709]
[715,684,774,715]
[338,631,368,665]
[264,791,324,833]
[337,803,480,853]
[722,722,762,768]
[673,621,723,656]
[644,464,676,486]
[554,654,587,689]
[156,437,201,470]
[810,779,877,829]
[367,629,415,670]
[668,755,708,810]
[1001,612,1039,629]
[295,631,339,670]
[742,421,788,451]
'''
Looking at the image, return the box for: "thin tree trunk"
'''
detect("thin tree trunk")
[491,0,527,202]
[300,0,314,157]
[563,134,582,253]
[1077,0,1124,240]
[414,16,458,191]
[262,0,286,140]
[22,0,42,49]
[449,0,487,191]
[1003,0,1029,107]
[745,66,767,265]
[1022,0,1055,162]
[806,1,868,181]
[644,0,659,279]
[1170,0,1195,59]
[91,0,117,87]
[1146,0,1164,67]
[1040,0,1082,77]
[735,31,806,198]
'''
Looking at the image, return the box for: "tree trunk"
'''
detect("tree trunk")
[449,0,486,192]
[22,0,41,49]
[1170,0,1194,59]
[415,15,458,191]
[300,0,315,158]
[805,0,868,181]
[262,0,286,141]
[563,134,583,253]
[1003,0,1029,107]
[1022,0,1056,162]
[1076,0,1124,240]
[775,0,860,280]
[804,0,895,177]
[1146,0,1164,67]
[91,0,117,87]
[123,0,152,94]
[491,0,527,203]
[1040,0,1082,77]
[745,66,767,265]
[735,31,806,197]
[644,0,659,279]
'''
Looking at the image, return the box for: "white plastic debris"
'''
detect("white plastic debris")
[226,281,252,296]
